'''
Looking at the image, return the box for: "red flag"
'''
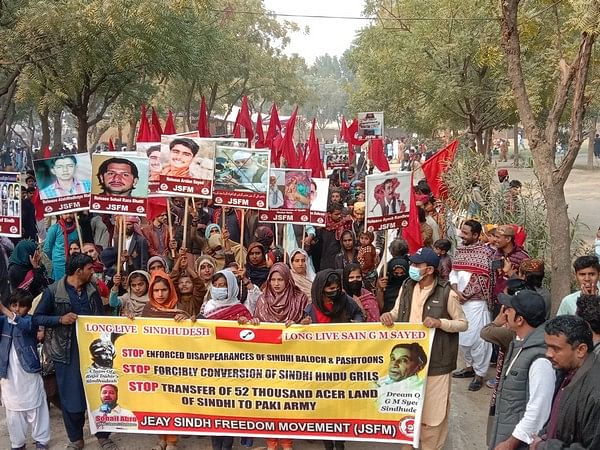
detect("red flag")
[42,145,52,158]
[197,96,211,137]
[136,104,151,143]
[368,138,390,172]
[403,174,424,253]
[108,138,115,151]
[339,116,347,141]
[146,197,168,221]
[278,106,298,168]
[265,103,281,166]
[232,96,254,147]
[255,112,266,148]
[421,139,459,199]
[164,110,177,135]
[305,118,325,177]
[150,107,162,141]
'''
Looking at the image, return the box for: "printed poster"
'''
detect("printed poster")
[77,317,433,446]
[0,172,21,237]
[261,168,312,224]
[34,152,92,215]
[325,143,349,170]
[357,112,384,139]
[365,171,411,232]
[309,177,330,226]
[89,152,149,216]
[213,146,270,209]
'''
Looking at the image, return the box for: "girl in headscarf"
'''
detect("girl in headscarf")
[333,229,357,270]
[342,263,380,322]
[204,223,221,240]
[199,270,252,321]
[8,240,50,296]
[249,264,308,450]
[245,242,269,288]
[289,249,315,299]
[195,255,217,303]
[140,270,189,450]
[305,269,364,324]
[170,251,204,317]
[147,256,169,274]
[109,270,150,316]
[207,233,246,270]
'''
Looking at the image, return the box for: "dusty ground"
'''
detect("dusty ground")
[2,158,599,450]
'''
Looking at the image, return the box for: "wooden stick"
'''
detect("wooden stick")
[283,225,288,264]
[182,198,189,250]
[116,217,122,275]
[302,224,306,249]
[166,200,175,258]
[382,231,389,278]
[240,208,246,248]
[275,223,279,247]
[122,216,127,253]
[74,213,84,249]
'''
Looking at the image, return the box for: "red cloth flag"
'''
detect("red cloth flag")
[150,107,162,141]
[164,110,177,135]
[146,197,168,222]
[265,103,282,166]
[421,139,459,199]
[339,116,347,141]
[42,145,52,158]
[232,96,254,147]
[255,112,266,148]
[368,138,390,172]
[278,106,299,168]
[304,118,325,178]
[136,104,151,143]
[197,96,211,137]
[403,174,424,253]
[108,138,115,151]
[344,119,368,165]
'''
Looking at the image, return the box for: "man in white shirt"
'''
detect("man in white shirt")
[482,290,555,450]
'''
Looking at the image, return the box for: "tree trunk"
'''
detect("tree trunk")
[39,109,51,151]
[128,118,137,149]
[117,123,123,150]
[483,128,493,159]
[587,116,596,168]
[52,110,62,152]
[475,130,484,154]
[513,125,519,167]
[184,80,196,132]
[75,112,89,153]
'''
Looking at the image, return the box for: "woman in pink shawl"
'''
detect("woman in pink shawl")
[242,263,308,450]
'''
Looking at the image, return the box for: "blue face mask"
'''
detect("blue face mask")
[211,286,228,301]
[409,266,423,282]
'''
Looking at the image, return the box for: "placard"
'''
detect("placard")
[325,143,349,169]
[34,152,92,215]
[76,317,433,446]
[261,168,312,224]
[309,177,330,226]
[90,152,149,216]
[365,171,411,231]
[0,172,21,237]
[357,112,384,139]
[213,146,270,209]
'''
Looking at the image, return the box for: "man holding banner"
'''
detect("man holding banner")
[381,247,467,450]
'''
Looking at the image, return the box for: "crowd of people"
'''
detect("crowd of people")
[0,162,599,450]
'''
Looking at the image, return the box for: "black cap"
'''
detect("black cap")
[499,290,547,325]
[409,247,440,268]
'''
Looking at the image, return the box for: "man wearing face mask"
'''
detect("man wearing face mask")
[381,247,468,450]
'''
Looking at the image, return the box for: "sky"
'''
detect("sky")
[262,0,368,65]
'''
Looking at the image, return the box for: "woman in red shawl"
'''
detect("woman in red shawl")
[243,263,308,450]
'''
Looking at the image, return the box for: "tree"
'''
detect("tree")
[499,0,599,312]
[346,0,515,152]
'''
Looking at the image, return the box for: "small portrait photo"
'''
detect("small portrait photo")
[214,146,270,194]
[34,153,92,201]
[367,174,410,218]
[269,169,311,210]
[91,153,149,198]
[159,136,216,180]
[92,384,137,424]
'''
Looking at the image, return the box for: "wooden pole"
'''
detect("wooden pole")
[116,216,122,275]
[73,213,84,249]
[240,208,246,247]
[382,232,388,278]
[166,200,175,259]
[283,225,288,264]
[182,198,189,250]
[275,223,279,247]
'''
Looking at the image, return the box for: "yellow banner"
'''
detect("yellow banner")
[76,317,434,445]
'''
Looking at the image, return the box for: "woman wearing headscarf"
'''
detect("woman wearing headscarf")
[245,242,269,288]
[250,265,308,450]
[147,256,169,274]
[199,270,252,321]
[305,269,364,324]
[333,229,357,270]
[195,255,217,302]
[377,239,410,313]
[289,249,315,299]
[206,232,246,270]
[109,270,150,316]
[8,240,50,296]
[342,263,380,322]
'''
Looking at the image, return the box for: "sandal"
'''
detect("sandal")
[98,438,119,450]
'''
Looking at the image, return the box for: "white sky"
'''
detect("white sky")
[262,0,368,65]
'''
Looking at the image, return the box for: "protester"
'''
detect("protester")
[33,253,117,450]
[43,213,78,281]
[198,269,252,321]
[8,239,50,296]
[122,216,149,272]
[381,247,467,450]
[170,250,204,317]
[245,242,269,288]
[576,294,600,355]
[491,225,529,311]
[341,263,380,322]
[109,271,150,317]
[305,269,364,323]
[0,290,51,450]
[377,238,409,313]
[531,316,600,449]
[289,248,315,299]
[556,255,600,315]
[142,208,171,258]
[194,254,217,302]
[333,229,357,270]
[314,202,352,271]
[433,239,452,281]
[517,259,551,319]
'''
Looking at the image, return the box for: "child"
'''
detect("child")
[434,239,452,281]
[169,251,204,317]
[0,289,51,450]
[357,231,377,292]
[109,270,151,316]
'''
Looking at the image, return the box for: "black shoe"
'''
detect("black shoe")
[468,377,483,391]
[452,367,475,378]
